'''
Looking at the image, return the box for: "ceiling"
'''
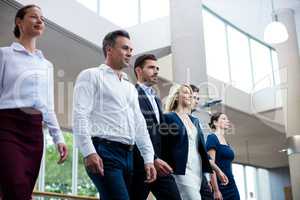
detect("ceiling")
[0,0,289,168]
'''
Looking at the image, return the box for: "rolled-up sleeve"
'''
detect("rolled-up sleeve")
[72,70,96,157]
[43,64,65,144]
[133,89,154,164]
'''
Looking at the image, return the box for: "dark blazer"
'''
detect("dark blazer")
[134,84,165,168]
[162,112,213,175]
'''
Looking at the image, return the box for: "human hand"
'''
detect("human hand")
[154,158,173,176]
[214,190,223,200]
[216,170,229,185]
[144,163,157,183]
[57,143,68,164]
[84,153,104,176]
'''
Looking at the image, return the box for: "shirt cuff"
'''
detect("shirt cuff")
[50,130,65,145]
[80,141,97,158]
[54,133,65,144]
[142,153,154,164]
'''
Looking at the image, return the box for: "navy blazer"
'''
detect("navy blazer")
[134,84,165,168]
[162,112,213,175]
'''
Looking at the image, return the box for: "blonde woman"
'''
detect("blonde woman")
[162,84,213,199]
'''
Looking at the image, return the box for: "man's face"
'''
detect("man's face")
[191,91,200,109]
[109,36,133,69]
[139,60,159,86]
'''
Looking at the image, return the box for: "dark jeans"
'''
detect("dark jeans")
[130,169,182,200]
[87,139,133,200]
[200,175,213,200]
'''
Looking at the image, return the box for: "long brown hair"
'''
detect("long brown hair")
[14,5,41,38]
[209,112,223,130]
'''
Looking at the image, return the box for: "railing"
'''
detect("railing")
[33,191,98,200]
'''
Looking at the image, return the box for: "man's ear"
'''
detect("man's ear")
[106,45,113,57]
[135,66,142,77]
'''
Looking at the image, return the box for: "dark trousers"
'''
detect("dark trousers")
[87,138,134,200]
[130,169,182,200]
[200,175,213,200]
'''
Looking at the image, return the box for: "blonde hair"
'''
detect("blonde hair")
[165,84,193,112]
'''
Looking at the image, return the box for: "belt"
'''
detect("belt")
[92,137,134,151]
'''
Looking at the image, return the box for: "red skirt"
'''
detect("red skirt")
[0,108,43,200]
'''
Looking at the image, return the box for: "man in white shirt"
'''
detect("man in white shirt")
[72,30,156,200]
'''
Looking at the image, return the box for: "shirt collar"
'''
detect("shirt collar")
[138,82,156,96]
[99,64,129,81]
[11,42,44,58]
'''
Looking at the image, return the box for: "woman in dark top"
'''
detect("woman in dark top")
[206,112,240,200]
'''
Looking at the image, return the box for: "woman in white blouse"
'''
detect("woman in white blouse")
[0,5,68,199]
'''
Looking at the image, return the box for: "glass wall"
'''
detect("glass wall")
[227,26,253,92]
[203,10,230,83]
[45,133,73,194]
[232,163,246,200]
[250,40,273,91]
[232,163,272,200]
[38,131,98,197]
[202,7,280,93]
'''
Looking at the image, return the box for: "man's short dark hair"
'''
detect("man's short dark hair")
[190,84,199,93]
[102,30,130,58]
[134,54,157,78]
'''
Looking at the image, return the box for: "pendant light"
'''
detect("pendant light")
[263,0,288,44]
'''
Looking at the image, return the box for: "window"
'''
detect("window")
[245,166,258,200]
[250,40,273,91]
[227,26,252,92]
[99,0,139,27]
[140,0,169,23]
[203,9,230,83]
[45,132,73,194]
[257,168,272,200]
[232,163,246,200]
[227,26,253,92]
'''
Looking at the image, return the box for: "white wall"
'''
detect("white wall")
[127,17,170,55]
[16,0,171,55]
[16,0,118,46]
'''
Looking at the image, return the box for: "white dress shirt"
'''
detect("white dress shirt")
[0,42,65,144]
[137,83,160,123]
[72,64,154,164]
